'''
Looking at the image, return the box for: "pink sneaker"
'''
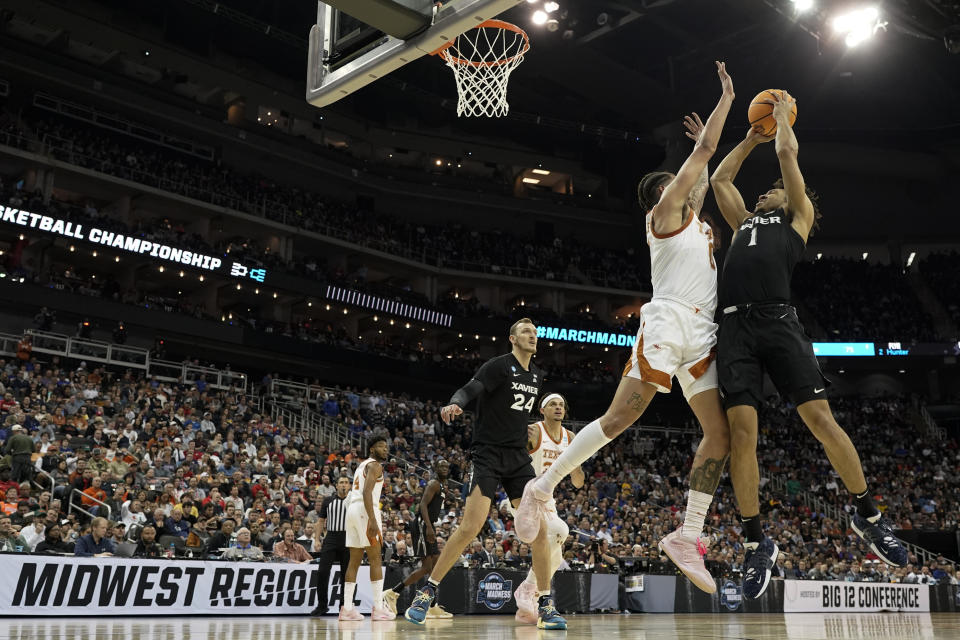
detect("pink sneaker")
[515,478,549,543]
[658,528,716,594]
[338,606,364,621]
[371,606,397,621]
[514,581,537,624]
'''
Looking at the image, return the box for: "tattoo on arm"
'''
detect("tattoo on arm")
[687,166,709,214]
[689,454,730,494]
[626,392,650,414]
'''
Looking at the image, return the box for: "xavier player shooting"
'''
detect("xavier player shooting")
[403,318,567,630]
[710,92,907,600]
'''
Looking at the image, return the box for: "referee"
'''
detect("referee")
[311,476,351,615]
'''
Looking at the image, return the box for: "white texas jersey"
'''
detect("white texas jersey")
[645,210,718,316]
[529,421,573,477]
[347,458,383,508]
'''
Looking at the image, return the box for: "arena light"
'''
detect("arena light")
[532,168,551,175]
[906,251,916,267]
[832,6,884,47]
[522,177,541,184]
[544,1,559,12]
[862,252,869,260]
[532,10,548,25]
[792,0,814,13]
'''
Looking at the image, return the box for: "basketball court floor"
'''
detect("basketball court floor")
[1,613,958,639]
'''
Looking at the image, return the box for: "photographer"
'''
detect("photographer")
[587,539,617,572]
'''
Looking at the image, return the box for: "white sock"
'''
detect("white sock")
[343,582,356,610]
[523,570,537,589]
[536,419,611,493]
[371,579,383,609]
[681,490,713,541]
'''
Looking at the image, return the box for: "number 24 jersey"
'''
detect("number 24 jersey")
[469,353,543,449]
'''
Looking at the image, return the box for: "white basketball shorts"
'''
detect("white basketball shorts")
[345,501,382,549]
[621,297,718,401]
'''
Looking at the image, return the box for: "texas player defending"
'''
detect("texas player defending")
[340,435,395,621]
[515,61,736,595]
[404,318,567,630]
[710,92,907,599]
[513,393,584,624]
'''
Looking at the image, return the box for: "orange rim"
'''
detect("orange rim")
[430,19,530,68]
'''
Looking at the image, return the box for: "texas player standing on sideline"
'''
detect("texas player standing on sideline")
[513,393,584,625]
[514,61,737,596]
[709,92,907,600]
[339,435,396,621]
[383,459,453,619]
[404,318,568,630]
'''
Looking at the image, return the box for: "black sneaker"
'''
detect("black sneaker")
[851,514,908,567]
[742,536,778,600]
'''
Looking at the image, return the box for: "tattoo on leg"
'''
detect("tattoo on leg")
[627,392,650,413]
[689,454,730,494]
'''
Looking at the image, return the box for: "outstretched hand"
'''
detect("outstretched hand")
[683,112,704,143]
[771,91,796,123]
[746,127,775,144]
[716,61,733,97]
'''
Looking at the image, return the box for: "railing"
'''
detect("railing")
[766,475,954,571]
[150,360,247,391]
[264,399,364,452]
[68,488,111,522]
[31,468,55,499]
[918,405,945,441]
[28,331,149,370]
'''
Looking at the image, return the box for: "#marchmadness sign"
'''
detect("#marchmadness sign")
[2,206,267,283]
[783,580,930,613]
[0,556,372,616]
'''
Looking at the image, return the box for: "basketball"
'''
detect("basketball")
[747,89,797,136]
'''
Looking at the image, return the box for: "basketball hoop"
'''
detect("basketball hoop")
[432,20,530,118]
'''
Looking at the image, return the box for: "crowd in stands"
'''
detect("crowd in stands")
[1,349,957,588]
[920,251,960,336]
[4,110,650,291]
[792,258,938,342]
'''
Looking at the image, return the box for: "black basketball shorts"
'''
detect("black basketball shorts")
[465,444,535,503]
[409,517,440,558]
[717,303,829,410]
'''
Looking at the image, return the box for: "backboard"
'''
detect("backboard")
[306,0,524,108]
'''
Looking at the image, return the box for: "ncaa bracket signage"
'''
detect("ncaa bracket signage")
[476,572,513,611]
[1,206,267,284]
[0,555,373,615]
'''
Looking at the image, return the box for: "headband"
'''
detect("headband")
[540,393,564,409]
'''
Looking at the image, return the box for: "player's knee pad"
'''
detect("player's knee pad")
[545,516,569,547]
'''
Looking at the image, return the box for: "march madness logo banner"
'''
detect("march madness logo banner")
[783,580,930,613]
[0,556,372,615]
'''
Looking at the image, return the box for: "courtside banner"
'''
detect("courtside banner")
[783,579,929,613]
[0,555,372,615]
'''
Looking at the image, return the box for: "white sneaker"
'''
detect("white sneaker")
[658,528,716,594]
[383,589,399,614]
[371,605,396,621]
[426,604,453,619]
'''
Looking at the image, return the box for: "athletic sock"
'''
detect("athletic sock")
[343,582,356,610]
[423,578,439,599]
[371,579,383,609]
[523,570,537,589]
[854,490,880,521]
[536,419,611,493]
[537,592,551,608]
[741,515,764,545]
[681,490,713,541]
[390,582,404,594]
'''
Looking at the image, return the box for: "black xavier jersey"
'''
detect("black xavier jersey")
[469,353,542,449]
[719,209,806,308]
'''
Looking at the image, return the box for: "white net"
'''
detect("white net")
[437,21,529,118]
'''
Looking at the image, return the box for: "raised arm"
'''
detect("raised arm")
[679,114,710,215]
[652,62,735,231]
[710,128,772,231]
[772,93,816,242]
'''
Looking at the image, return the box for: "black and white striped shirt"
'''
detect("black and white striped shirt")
[320,495,348,532]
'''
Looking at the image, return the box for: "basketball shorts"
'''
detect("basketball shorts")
[622,297,719,401]
[345,501,382,549]
[466,444,536,503]
[410,517,440,558]
[717,303,829,410]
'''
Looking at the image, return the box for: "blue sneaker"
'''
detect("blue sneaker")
[742,537,778,600]
[536,597,567,630]
[851,514,908,567]
[404,587,435,625]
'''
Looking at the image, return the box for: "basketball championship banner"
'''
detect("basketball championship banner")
[783,579,930,613]
[0,556,372,616]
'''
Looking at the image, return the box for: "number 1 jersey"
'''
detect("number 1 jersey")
[468,353,543,448]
